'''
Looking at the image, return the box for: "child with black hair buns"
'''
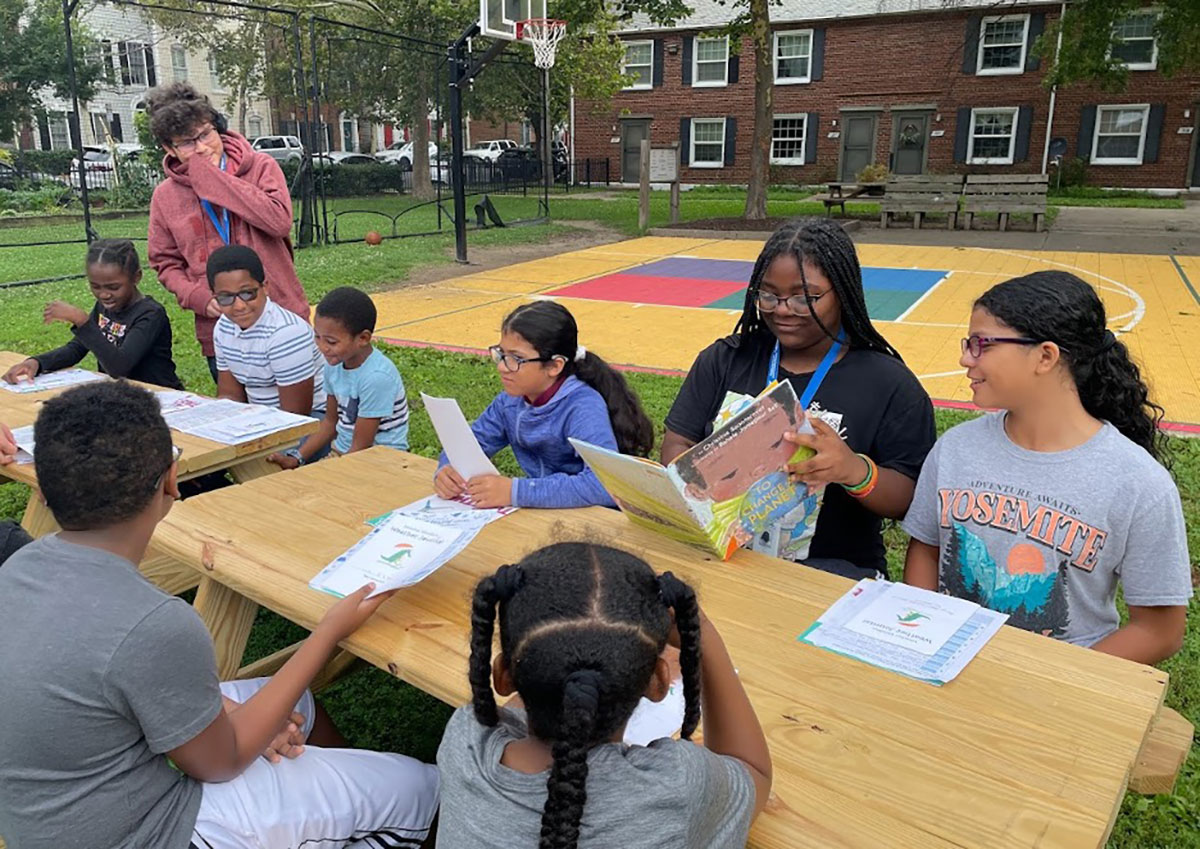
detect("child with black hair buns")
[436,542,772,849]
[2,239,183,390]
[662,218,935,580]
[904,271,1191,664]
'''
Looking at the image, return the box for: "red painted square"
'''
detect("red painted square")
[547,273,746,308]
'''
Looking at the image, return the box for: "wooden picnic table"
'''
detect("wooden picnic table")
[0,350,317,590]
[151,447,1192,849]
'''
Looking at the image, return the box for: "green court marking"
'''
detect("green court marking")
[1171,254,1200,307]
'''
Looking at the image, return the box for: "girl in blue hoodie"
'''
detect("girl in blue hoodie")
[434,301,653,509]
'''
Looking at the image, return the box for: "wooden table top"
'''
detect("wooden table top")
[153,448,1175,849]
[0,350,317,487]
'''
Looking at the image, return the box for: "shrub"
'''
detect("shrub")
[15,149,76,176]
[0,186,71,213]
[856,163,889,183]
[278,159,407,198]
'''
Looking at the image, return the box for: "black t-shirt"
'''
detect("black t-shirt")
[35,296,184,390]
[665,332,936,573]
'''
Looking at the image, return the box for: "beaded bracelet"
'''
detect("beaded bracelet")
[844,453,878,499]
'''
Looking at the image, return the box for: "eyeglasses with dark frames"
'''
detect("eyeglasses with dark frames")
[213,287,262,308]
[961,335,1039,358]
[756,290,829,314]
[488,345,559,373]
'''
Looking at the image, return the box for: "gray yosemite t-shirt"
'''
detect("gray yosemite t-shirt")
[903,413,1192,645]
[0,535,222,849]
[437,705,756,848]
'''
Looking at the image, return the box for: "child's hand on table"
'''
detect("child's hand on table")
[314,583,396,644]
[434,465,467,500]
[2,359,39,384]
[466,474,512,509]
[267,452,302,470]
[0,423,16,465]
[43,301,90,327]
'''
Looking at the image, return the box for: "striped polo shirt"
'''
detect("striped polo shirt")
[213,299,326,412]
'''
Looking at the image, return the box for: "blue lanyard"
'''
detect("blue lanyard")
[200,154,230,245]
[768,328,847,410]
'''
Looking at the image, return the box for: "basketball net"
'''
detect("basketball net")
[516,18,567,69]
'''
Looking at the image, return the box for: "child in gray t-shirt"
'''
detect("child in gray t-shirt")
[437,543,773,849]
[904,271,1191,664]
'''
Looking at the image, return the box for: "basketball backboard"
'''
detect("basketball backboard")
[480,0,545,40]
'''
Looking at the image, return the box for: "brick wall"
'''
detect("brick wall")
[574,7,1200,189]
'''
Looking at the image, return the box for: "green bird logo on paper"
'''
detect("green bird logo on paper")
[896,610,931,628]
[381,543,415,565]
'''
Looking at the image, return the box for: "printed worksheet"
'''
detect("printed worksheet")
[1,369,106,394]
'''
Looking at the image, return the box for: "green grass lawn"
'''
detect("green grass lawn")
[1,205,1198,846]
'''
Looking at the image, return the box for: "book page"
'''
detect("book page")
[421,393,498,479]
[1,369,106,394]
[844,583,978,656]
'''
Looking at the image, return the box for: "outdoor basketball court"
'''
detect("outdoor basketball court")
[371,235,1200,433]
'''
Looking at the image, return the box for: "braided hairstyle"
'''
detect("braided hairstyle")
[734,217,902,360]
[975,270,1168,465]
[469,543,703,849]
[85,238,141,280]
[502,302,655,457]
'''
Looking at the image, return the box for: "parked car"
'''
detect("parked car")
[313,152,379,169]
[375,140,438,170]
[0,160,66,190]
[69,144,150,190]
[495,146,542,180]
[464,138,518,162]
[251,135,304,162]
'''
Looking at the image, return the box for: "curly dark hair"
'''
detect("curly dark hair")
[469,543,703,849]
[734,217,902,360]
[145,82,223,145]
[316,286,378,335]
[502,301,654,457]
[34,381,174,530]
[976,270,1168,464]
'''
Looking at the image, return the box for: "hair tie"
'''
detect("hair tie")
[563,668,602,715]
[657,571,686,609]
[574,345,587,362]
[491,563,525,601]
[1099,329,1117,354]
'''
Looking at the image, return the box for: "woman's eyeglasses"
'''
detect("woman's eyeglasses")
[488,345,557,373]
[961,335,1039,358]
[172,125,217,154]
[756,290,828,314]
[214,288,261,307]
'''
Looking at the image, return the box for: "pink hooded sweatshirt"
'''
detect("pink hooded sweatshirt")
[147,131,310,357]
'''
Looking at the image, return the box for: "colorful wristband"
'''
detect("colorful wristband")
[844,453,878,498]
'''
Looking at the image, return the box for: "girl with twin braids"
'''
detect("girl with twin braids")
[435,542,772,848]
[904,272,1191,663]
[662,218,936,580]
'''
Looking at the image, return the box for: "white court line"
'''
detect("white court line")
[918,369,967,380]
[895,271,953,323]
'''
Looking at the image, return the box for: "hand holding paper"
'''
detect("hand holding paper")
[421,393,498,479]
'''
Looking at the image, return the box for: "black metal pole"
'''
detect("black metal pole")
[61,0,94,242]
[292,14,314,247]
[449,23,478,264]
[541,66,550,218]
[310,18,329,245]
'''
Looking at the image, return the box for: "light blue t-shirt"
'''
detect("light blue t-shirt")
[323,347,409,453]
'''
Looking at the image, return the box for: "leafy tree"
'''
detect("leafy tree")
[0,0,102,145]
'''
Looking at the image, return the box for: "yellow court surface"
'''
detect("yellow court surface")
[372,236,1200,433]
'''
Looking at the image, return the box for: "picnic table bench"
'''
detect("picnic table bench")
[879,175,963,230]
[821,182,885,217]
[962,174,1050,232]
[146,447,1193,849]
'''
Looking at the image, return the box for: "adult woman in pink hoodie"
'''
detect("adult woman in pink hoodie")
[146,83,310,382]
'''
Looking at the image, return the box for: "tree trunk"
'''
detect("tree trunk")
[744,0,773,220]
[411,69,435,201]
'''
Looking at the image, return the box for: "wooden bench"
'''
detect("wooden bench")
[821,182,868,216]
[879,175,963,230]
[962,174,1049,232]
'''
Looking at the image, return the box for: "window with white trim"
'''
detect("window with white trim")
[773,30,812,84]
[171,45,188,82]
[622,40,654,89]
[968,107,1019,164]
[208,52,226,90]
[693,36,729,86]
[248,116,263,138]
[977,15,1029,74]
[771,115,807,164]
[47,112,70,150]
[690,118,726,167]
[1093,104,1149,165]
[1111,12,1157,70]
[122,41,150,87]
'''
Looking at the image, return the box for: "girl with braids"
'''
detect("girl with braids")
[434,301,654,509]
[436,543,772,848]
[663,218,935,579]
[3,239,184,390]
[904,271,1190,664]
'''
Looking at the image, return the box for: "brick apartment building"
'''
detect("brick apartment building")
[571,0,1200,190]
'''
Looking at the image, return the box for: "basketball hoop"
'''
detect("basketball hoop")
[516,18,567,69]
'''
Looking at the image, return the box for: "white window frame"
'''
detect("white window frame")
[621,39,654,90]
[1092,104,1150,166]
[770,114,807,165]
[1110,11,1158,71]
[968,107,1020,165]
[976,14,1029,76]
[689,117,727,168]
[773,29,813,84]
[170,44,188,83]
[47,112,70,150]
[123,41,150,87]
[692,35,729,88]
[208,52,226,91]
[340,112,358,152]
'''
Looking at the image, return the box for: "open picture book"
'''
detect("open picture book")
[571,380,822,561]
